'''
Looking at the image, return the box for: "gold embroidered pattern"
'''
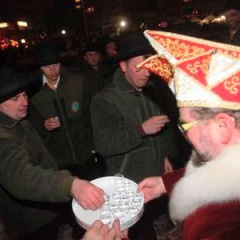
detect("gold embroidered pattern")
[224,76,240,95]
[186,57,211,75]
[153,36,206,61]
[145,57,172,80]
[143,30,240,110]
[218,49,240,59]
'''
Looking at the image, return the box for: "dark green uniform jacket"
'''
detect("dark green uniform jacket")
[30,68,93,167]
[78,63,112,98]
[0,112,75,234]
[91,69,181,183]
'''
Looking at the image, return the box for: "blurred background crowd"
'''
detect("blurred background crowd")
[0,0,239,71]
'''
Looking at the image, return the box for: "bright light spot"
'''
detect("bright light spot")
[220,15,226,20]
[21,39,26,44]
[61,30,66,35]
[0,22,9,28]
[120,20,126,28]
[17,21,28,27]
[212,16,226,23]
[86,7,94,13]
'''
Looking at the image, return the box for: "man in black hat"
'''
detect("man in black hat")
[90,32,183,240]
[219,0,240,46]
[101,36,118,58]
[0,67,106,239]
[29,41,99,180]
[77,41,113,99]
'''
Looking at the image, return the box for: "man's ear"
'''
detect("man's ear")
[119,61,127,72]
[214,113,235,144]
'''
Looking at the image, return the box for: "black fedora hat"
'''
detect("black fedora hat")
[106,32,155,63]
[35,41,61,67]
[79,41,101,54]
[100,36,117,49]
[225,0,240,11]
[0,67,37,103]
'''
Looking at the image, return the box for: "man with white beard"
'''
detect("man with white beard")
[138,30,240,239]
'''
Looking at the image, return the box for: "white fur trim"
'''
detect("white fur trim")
[170,143,240,222]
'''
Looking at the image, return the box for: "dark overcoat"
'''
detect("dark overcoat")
[30,67,93,167]
[91,69,181,183]
[0,112,74,234]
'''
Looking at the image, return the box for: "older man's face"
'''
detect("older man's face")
[225,9,240,31]
[0,92,28,120]
[179,107,220,162]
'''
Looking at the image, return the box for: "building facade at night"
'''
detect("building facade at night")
[0,0,228,40]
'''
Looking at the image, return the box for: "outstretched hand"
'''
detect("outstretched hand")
[138,177,166,203]
[71,179,105,210]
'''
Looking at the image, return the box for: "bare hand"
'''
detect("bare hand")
[44,117,61,131]
[82,219,128,240]
[141,115,169,135]
[138,177,166,203]
[71,179,104,210]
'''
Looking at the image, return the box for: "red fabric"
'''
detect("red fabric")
[141,31,240,106]
[183,201,240,240]
[162,168,185,195]
[139,55,172,83]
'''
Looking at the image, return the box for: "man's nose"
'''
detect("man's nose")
[49,65,56,72]
[144,69,151,77]
[20,96,28,106]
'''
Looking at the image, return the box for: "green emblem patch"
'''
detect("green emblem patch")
[71,102,79,112]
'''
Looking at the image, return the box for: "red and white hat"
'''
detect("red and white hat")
[138,30,240,110]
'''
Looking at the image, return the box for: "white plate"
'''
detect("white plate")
[72,176,144,230]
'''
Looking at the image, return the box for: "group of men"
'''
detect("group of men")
[0,30,186,239]
[1,1,240,240]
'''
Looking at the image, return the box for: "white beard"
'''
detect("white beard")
[169,143,240,223]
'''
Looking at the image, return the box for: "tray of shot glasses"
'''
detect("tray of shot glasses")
[72,175,144,230]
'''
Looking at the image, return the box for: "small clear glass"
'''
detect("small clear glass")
[109,203,118,211]
[129,206,138,217]
[114,174,125,191]
[100,206,110,216]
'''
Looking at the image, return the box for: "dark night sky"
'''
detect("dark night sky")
[0,0,228,35]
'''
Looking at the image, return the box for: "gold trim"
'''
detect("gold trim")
[177,100,240,110]
[145,30,240,53]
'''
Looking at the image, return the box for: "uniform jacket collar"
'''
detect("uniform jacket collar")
[41,67,68,90]
[170,143,240,223]
[113,68,142,96]
[0,111,19,128]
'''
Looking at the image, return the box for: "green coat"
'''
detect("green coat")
[77,63,106,97]
[0,112,75,234]
[91,69,181,183]
[30,68,93,167]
